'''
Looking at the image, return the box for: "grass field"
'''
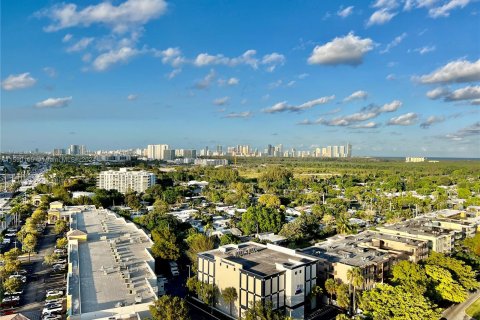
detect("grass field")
[466,296,480,320]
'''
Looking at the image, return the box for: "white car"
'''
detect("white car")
[9,274,27,283]
[2,238,11,244]
[2,296,20,303]
[46,290,64,298]
[54,249,66,255]
[5,233,16,237]
[54,259,67,264]
[42,305,63,315]
[42,316,62,320]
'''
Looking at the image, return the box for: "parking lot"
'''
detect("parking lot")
[2,225,68,319]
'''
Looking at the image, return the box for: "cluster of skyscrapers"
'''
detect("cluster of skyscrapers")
[53,144,87,156]
[51,143,352,159]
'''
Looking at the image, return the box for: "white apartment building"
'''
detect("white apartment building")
[97,168,156,194]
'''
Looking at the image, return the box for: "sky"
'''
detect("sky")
[1,0,479,157]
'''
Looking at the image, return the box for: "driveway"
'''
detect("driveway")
[443,290,480,320]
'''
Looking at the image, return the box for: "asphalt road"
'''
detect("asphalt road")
[443,290,480,320]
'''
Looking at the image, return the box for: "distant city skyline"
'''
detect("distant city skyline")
[1,0,479,157]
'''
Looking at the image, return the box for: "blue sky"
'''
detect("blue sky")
[1,0,479,157]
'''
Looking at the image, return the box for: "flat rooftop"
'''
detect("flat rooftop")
[70,208,157,315]
[302,232,394,267]
[379,217,454,237]
[199,242,316,277]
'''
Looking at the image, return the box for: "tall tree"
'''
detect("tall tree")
[186,233,215,271]
[347,267,364,314]
[243,300,285,320]
[151,226,180,261]
[222,287,238,316]
[22,233,37,262]
[336,283,350,310]
[325,278,337,305]
[149,295,190,320]
[358,284,441,320]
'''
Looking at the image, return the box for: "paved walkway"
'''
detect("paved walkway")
[443,290,480,320]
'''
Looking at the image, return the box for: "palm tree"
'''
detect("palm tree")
[346,267,364,315]
[325,278,337,305]
[221,287,238,316]
[308,285,323,310]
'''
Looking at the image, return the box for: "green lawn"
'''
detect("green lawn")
[466,296,480,320]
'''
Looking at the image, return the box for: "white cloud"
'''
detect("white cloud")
[194,69,216,90]
[43,67,57,77]
[127,94,138,100]
[66,37,94,52]
[445,85,480,101]
[350,121,379,129]
[379,100,402,112]
[155,47,185,67]
[39,0,168,33]
[429,0,470,18]
[297,73,309,79]
[286,80,296,87]
[218,77,240,86]
[426,87,450,99]
[373,0,399,10]
[414,46,436,55]
[388,112,418,125]
[194,53,229,67]
[82,53,92,62]
[404,0,438,10]
[386,74,396,80]
[191,50,284,71]
[269,80,283,89]
[420,115,445,128]
[62,33,73,42]
[418,59,480,84]
[167,68,181,79]
[337,6,354,18]
[227,77,239,86]
[307,32,374,66]
[35,96,72,108]
[298,99,402,126]
[444,121,480,141]
[344,90,368,102]
[367,8,397,26]
[1,73,37,90]
[223,111,252,119]
[213,96,230,106]
[92,47,139,71]
[262,53,286,72]
[263,96,335,113]
[380,33,407,54]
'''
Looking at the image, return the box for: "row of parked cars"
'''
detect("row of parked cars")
[41,243,68,320]
[1,268,29,309]
[42,292,65,320]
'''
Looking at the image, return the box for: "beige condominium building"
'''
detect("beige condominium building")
[376,216,464,253]
[197,242,319,319]
[301,230,429,290]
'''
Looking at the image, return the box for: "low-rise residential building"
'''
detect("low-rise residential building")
[197,242,318,319]
[97,168,156,194]
[376,218,455,253]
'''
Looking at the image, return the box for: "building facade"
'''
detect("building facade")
[197,242,318,319]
